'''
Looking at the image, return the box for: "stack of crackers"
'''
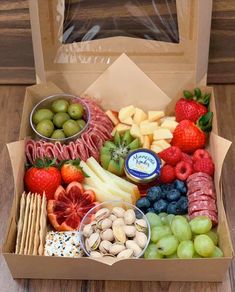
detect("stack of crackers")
[15,192,47,255]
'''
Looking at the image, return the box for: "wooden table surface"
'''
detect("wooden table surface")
[0,84,234,292]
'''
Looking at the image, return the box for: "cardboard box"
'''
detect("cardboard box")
[2,0,234,281]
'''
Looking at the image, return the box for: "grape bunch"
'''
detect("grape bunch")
[144,214,223,259]
[136,180,188,215]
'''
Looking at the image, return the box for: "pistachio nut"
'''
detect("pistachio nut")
[109,243,126,255]
[122,225,136,238]
[98,218,112,230]
[83,224,93,237]
[126,240,142,257]
[134,231,148,249]
[99,240,112,254]
[85,238,91,252]
[88,233,101,251]
[101,228,114,241]
[109,214,117,221]
[112,207,125,218]
[95,208,110,221]
[112,218,125,228]
[90,251,103,258]
[117,249,134,259]
[135,219,147,233]
[113,225,126,244]
[124,209,136,225]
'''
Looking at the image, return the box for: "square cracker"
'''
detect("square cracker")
[24,193,35,254]
[38,193,47,256]
[19,192,31,254]
[15,192,26,254]
[33,195,41,255]
[28,193,38,255]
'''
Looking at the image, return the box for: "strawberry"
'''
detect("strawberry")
[160,165,176,184]
[193,158,215,177]
[175,98,207,123]
[61,159,85,184]
[192,149,211,162]
[24,158,61,200]
[171,120,207,153]
[175,161,193,181]
[159,146,182,166]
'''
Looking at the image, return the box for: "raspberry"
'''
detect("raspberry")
[193,149,211,162]
[181,152,193,165]
[175,161,193,181]
[159,146,182,166]
[160,165,176,184]
[193,158,215,177]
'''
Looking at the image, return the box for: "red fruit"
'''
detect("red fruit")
[193,149,211,162]
[160,165,176,184]
[175,161,193,181]
[24,159,61,200]
[47,182,97,231]
[181,152,193,165]
[159,146,182,166]
[61,160,85,184]
[171,120,206,153]
[175,98,207,123]
[193,158,215,177]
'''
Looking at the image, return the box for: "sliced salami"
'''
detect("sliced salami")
[189,201,217,214]
[187,172,212,183]
[188,194,216,203]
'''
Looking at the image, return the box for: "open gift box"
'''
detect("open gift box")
[2,0,234,281]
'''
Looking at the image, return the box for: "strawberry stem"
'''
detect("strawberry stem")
[34,157,57,168]
[197,112,213,133]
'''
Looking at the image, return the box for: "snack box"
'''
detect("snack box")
[2,0,234,281]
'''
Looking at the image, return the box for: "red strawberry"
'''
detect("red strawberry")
[171,120,207,153]
[193,158,215,176]
[24,158,61,200]
[181,152,193,165]
[175,98,207,123]
[160,165,176,183]
[61,159,85,184]
[175,161,193,181]
[193,149,211,162]
[159,146,182,166]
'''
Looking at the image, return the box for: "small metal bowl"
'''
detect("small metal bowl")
[79,201,151,259]
[30,93,91,143]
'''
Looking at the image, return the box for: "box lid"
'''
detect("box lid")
[29,0,212,97]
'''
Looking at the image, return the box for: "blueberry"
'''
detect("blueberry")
[167,202,182,215]
[146,186,162,202]
[161,184,174,192]
[136,197,151,211]
[146,207,155,213]
[176,196,188,214]
[174,179,187,194]
[166,189,181,202]
[153,199,168,214]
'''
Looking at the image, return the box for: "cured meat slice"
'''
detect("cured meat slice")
[187,172,212,183]
[190,210,218,226]
[188,194,216,203]
[187,189,216,198]
[187,186,214,196]
[189,200,217,214]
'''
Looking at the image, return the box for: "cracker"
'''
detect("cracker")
[28,193,37,255]
[24,193,35,254]
[38,193,47,256]
[33,194,41,255]
[15,192,26,254]
[19,192,31,254]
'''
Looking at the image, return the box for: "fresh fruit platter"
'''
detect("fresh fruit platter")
[13,86,227,262]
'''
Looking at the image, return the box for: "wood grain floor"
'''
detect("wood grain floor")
[0,84,234,291]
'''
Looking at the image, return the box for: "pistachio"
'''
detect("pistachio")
[83,224,93,237]
[113,225,126,244]
[122,225,136,238]
[97,218,112,230]
[109,243,126,255]
[134,231,148,249]
[126,240,142,257]
[112,207,125,218]
[124,209,136,225]
[95,208,110,221]
[99,240,112,254]
[117,249,134,259]
[112,218,125,228]
[101,228,114,241]
[135,219,147,233]
[90,251,103,258]
[109,214,117,221]
[88,233,100,251]
[85,238,91,252]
